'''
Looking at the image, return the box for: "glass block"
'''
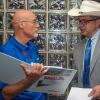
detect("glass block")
[28,0,46,10]
[6,12,15,30]
[69,0,78,9]
[49,13,66,31]
[36,13,46,31]
[68,34,81,51]
[6,32,14,41]
[0,0,3,9]
[40,53,46,65]
[31,33,46,51]
[0,13,4,30]
[69,17,79,32]
[0,33,3,46]
[7,0,25,10]
[48,33,66,51]
[48,53,67,67]
[49,0,66,10]
[69,0,81,9]
[69,53,74,69]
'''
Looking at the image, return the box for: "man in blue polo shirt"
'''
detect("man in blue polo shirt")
[0,10,47,100]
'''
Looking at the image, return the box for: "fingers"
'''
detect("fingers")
[42,67,48,74]
[34,63,44,72]
[20,63,32,75]
[21,63,47,77]
[89,85,100,99]
[20,63,28,70]
[31,63,48,75]
[92,91,100,99]
[20,63,48,83]
[88,89,95,97]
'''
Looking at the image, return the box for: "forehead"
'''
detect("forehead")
[13,11,37,21]
[23,12,36,20]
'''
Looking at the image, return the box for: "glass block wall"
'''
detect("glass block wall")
[0,0,82,99]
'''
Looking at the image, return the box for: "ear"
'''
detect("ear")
[19,21,25,29]
[96,19,100,28]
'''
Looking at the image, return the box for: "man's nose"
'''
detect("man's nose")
[79,22,85,28]
[36,22,40,29]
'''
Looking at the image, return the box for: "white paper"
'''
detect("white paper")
[67,87,93,100]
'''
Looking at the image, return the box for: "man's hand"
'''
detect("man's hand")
[20,63,48,81]
[2,63,48,100]
[88,85,100,100]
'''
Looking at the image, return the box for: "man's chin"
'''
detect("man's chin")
[81,32,88,36]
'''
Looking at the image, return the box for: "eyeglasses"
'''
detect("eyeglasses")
[12,19,39,24]
[78,18,100,25]
[23,20,39,24]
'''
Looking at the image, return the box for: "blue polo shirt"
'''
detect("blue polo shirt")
[0,36,46,100]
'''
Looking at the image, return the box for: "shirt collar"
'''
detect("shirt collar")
[9,36,33,51]
[91,28,100,41]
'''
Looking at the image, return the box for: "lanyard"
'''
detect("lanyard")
[22,50,29,58]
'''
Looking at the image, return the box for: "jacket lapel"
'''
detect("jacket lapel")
[80,39,86,77]
[90,35,100,74]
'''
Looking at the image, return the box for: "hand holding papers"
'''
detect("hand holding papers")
[0,52,77,94]
[67,87,92,100]
[33,66,77,94]
[88,85,100,99]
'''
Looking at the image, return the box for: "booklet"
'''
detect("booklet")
[67,87,92,100]
[0,52,77,94]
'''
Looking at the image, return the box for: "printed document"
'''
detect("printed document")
[0,52,77,94]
